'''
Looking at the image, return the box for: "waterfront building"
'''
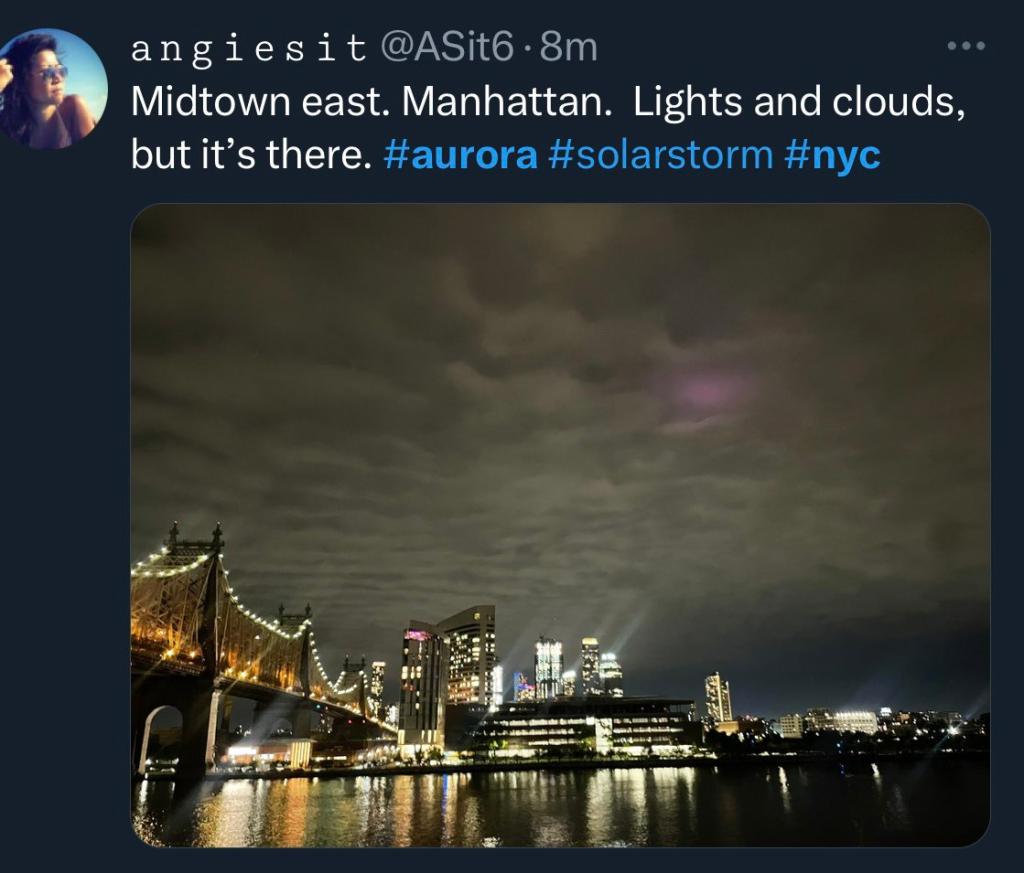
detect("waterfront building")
[398,621,450,752]
[581,637,602,695]
[535,636,564,700]
[705,672,733,723]
[600,653,624,697]
[465,697,702,755]
[438,605,496,706]
[444,702,491,751]
[221,738,311,770]
[833,711,879,734]
[778,712,804,738]
[561,670,577,698]
[368,661,386,721]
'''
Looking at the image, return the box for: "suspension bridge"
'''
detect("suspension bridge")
[130,522,395,779]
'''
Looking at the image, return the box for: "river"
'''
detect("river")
[131,758,988,847]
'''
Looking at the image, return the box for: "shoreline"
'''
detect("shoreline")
[136,749,988,783]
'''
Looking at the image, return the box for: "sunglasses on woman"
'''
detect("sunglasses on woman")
[35,65,68,82]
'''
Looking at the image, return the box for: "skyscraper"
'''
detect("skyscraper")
[561,670,577,698]
[581,637,602,696]
[600,653,623,697]
[535,636,564,700]
[705,672,733,724]
[398,621,450,751]
[368,660,386,721]
[438,605,496,706]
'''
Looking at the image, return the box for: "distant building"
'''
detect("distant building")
[561,670,577,698]
[535,636,564,700]
[491,663,504,709]
[833,711,879,734]
[705,672,733,723]
[714,717,768,738]
[368,661,386,721]
[513,671,535,702]
[581,637,602,695]
[438,605,496,706]
[465,697,702,755]
[600,653,624,697]
[805,708,835,732]
[778,713,804,739]
[398,621,450,752]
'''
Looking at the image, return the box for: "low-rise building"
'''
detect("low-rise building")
[462,697,700,756]
[833,711,879,734]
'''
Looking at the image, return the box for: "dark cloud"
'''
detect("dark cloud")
[131,205,989,715]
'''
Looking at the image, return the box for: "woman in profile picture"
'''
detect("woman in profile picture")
[0,32,96,149]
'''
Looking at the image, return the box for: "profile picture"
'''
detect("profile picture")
[0,28,106,149]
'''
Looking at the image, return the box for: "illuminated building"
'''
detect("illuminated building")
[561,670,577,698]
[438,605,497,706]
[514,671,535,702]
[778,713,804,738]
[877,707,894,731]
[581,637,602,696]
[222,739,311,770]
[368,661,386,721]
[398,621,450,751]
[715,717,768,739]
[466,697,701,756]
[491,663,504,708]
[600,653,623,697]
[535,636,564,700]
[805,708,835,731]
[705,672,733,723]
[833,711,879,734]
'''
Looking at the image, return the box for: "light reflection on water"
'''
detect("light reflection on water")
[132,760,987,848]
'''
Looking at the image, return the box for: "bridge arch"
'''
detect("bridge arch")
[131,677,222,779]
[136,705,183,775]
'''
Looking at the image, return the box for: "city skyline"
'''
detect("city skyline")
[132,205,989,716]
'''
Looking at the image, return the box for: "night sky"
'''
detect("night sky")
[132,204,989,717]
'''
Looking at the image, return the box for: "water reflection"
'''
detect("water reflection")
[778,766,792,816]
[131,759,988,848]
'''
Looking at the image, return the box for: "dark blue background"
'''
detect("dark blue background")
[2,1,1012,863]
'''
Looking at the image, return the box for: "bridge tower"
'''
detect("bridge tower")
[131,523,225,781]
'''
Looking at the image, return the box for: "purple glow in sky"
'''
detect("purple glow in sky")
[675,373,750,412]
